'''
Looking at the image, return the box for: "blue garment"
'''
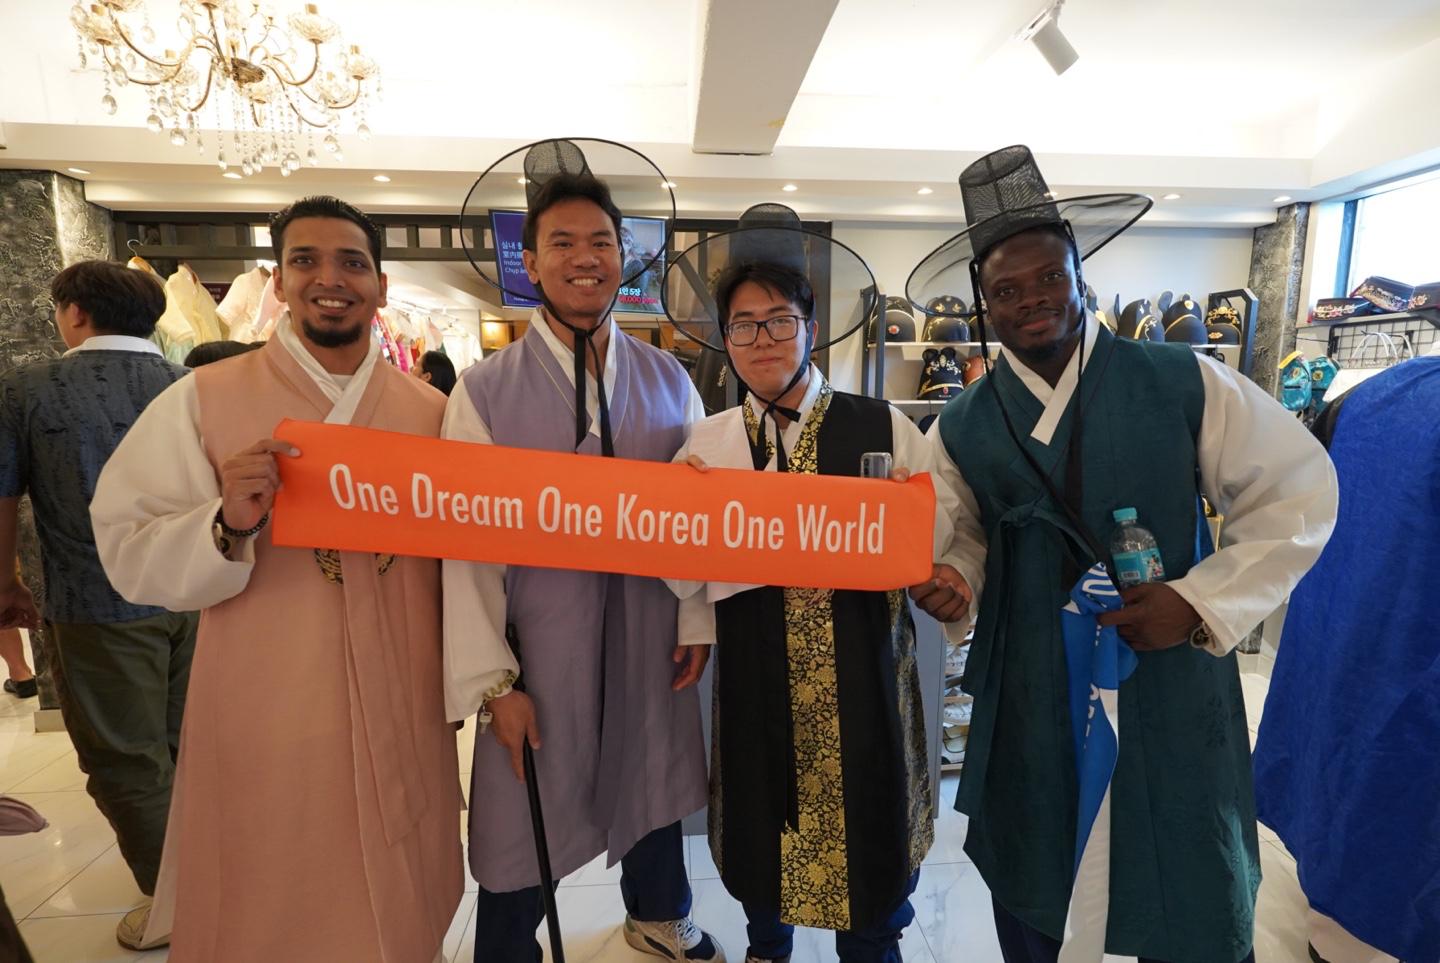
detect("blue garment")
[744,870,919,962]
[1060,564,1137,877]
[1254,355,1440,962]
[471,821,691,963]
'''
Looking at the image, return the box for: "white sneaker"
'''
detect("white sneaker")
[623,914,726,961]
[116,897,169,950]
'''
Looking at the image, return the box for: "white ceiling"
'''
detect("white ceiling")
[3,0,1440,228]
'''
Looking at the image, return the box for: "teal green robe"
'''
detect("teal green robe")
[938,326,1258,963]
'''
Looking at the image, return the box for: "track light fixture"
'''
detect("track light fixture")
[1018,2,1078,75]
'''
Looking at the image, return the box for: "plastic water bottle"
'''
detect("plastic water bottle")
[1110,507,1166,588]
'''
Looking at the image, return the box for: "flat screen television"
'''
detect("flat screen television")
[488,209,666,315]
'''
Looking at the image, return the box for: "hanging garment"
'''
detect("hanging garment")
[165,266,227,343]
[128,257,196,363]
[215,266,270,337]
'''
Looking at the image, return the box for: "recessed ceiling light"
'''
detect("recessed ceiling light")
[516,176,528,185]
[1273,195,1292,203]
[661,180,676,189]
[1162,192,1182,200]
[67,167,91,175]
[372,174,391,183]
[222,171,242,180]
[917,187,933,195]
[781,183,798,192]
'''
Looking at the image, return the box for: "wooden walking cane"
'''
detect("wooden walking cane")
[506,624,565,962]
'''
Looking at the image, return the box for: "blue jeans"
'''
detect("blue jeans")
[744,870,920,963]
[472,821,691,963]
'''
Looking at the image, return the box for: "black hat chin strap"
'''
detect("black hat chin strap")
[538,293,616,459]
[735,334,812,473]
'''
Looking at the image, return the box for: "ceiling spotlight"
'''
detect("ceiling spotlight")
[1273,195,1293,203]
[1018,3,1078,76]
[373,174,391,183]
[67,167,91,175]
[1162,192,1182,200]
[222,171,242,179]
[917,187,934,195]
[516,176,528,185]
[782,183,798,192]
[661,180,677,189]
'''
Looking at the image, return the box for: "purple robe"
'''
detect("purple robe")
[461,322,707,892]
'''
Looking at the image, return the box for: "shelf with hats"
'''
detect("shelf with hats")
[1296,309,1440,329]
[941,636,972,773]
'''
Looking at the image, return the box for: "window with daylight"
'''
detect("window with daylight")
[1345,173,1440,294]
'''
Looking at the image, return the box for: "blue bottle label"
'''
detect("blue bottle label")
[1114,548,1166,585]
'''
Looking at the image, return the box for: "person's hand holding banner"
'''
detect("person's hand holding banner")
[269,420,937,591]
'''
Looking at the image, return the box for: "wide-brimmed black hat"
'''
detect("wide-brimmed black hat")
[663,202,878,352]
[459,138,676,309]
[906,145,1152,310]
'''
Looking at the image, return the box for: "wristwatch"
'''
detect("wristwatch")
[1188,621,1216,649]
[212,508,269,557]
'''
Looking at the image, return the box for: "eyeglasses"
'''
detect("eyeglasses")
[725,315,805,347]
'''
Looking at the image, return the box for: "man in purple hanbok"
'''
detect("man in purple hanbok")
[442,141,724,962]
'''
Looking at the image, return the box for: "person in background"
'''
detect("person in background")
[1253,344,1440,963]
[0,625,36,699]
[91,195,462,961]
[182,340,261,368]
[914,146,1337,963]
[414,349,457,395]
[0,260,194,950]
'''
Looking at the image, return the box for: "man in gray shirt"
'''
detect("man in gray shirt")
[0,259,194,950]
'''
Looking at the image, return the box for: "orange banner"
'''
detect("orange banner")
[270,419,935,591]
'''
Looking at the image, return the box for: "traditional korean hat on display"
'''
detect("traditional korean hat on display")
[1409,281,1440,310]
[663,202,878,470]
[1351,275,1414,314]
[905,145,1152,582]
[1162,295,1208,345]
[1117,298,1163,341]
[877,295,917,343]
[922,295,971,342]
[459,138,676,456]
[1205,302,1243,345]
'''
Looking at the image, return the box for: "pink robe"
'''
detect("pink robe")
[165,340,462,961]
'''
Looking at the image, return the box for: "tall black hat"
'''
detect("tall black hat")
[906,145,1152,310]
[662,202,878,353]
[458,138,677,457]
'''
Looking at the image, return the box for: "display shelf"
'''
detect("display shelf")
[1297,309,1438,329]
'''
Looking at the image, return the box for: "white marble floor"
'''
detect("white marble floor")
[1,639,1309,962]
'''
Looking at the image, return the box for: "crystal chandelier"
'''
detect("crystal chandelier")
[70,0,381,178]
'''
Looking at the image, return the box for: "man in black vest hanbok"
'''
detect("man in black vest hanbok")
[664,207,962,963]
